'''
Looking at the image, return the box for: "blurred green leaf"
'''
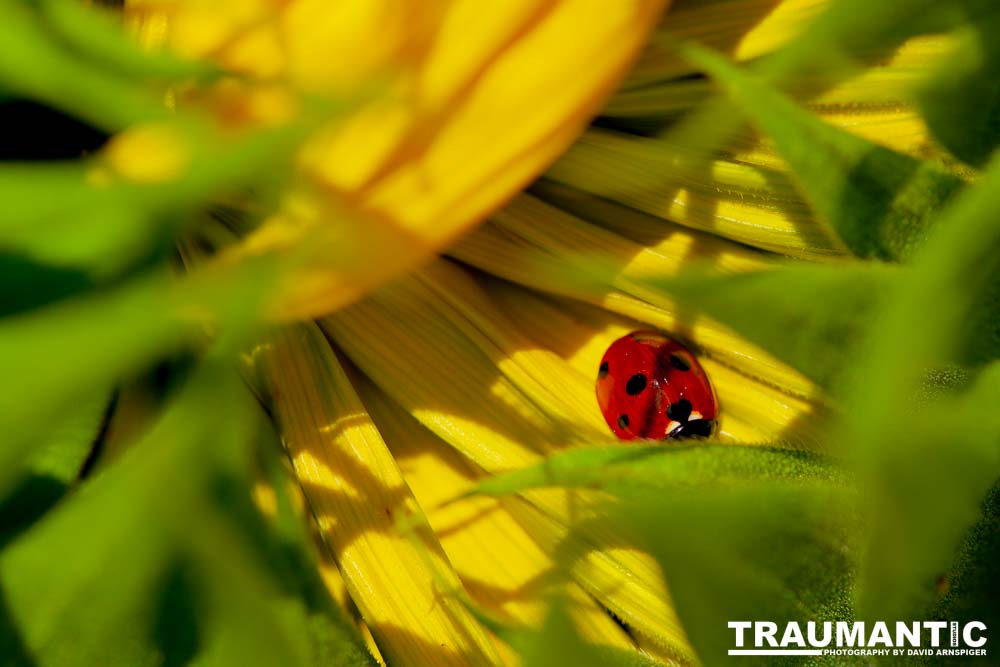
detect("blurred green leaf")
[855,362,1000,621]
[753,0,1000,96]
[0,389,110,554]
[0,119,307,277]
[916,12,1000,168]
[39,0,219,82]
[681,42,965,261]
[0,0,167,130]
[0,365,244,666]
[0,251,96,316]
[0,256,284,495]
[650,0,985,199]
[0,364,373,667]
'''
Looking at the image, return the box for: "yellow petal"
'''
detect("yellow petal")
[544,129,844,256]
[259,325,502,666]
[320,259,822,661]
[357,376,638,654]
[449,190,821,399]
[624,0,828,87]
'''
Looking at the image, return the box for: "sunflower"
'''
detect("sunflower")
[2,1,999,666]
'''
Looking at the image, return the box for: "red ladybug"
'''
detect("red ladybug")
[596,331,718,440]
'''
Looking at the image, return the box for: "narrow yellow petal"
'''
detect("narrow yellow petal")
[544,129,843,256]
[357,377,638,654]
[260,325,502,666]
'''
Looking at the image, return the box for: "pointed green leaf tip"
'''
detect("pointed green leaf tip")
[679,42,965,261]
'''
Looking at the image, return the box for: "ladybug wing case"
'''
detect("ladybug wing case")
[596,332,718,441]
[596,334,672,439]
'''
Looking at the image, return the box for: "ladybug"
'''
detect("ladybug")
[596,331,718,441]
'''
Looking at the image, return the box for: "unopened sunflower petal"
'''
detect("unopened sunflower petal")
[356,377,638,654]
[260,325,502,667]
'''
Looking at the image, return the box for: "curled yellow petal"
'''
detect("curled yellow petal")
[127,0,667,318]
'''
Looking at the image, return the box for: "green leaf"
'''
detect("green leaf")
[0,389,110,552]
[754,0,1000,95]
[0,251,97,317]
[680,42,965,261]
[842,152,1000,620]
[470,444,843,500]
[611,484,855,667]
[0,364,374,667]
[932,483,1000,635]
[0,120,308,277]
[916,12,1000,168]
[854,362,1000,621]
[0,366,245,666]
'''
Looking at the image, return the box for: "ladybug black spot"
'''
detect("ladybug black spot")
[598,361,609,379]
[625,373,647,395]
[617,414,630,429]
[667,399,693,423]
[669,354,691,372]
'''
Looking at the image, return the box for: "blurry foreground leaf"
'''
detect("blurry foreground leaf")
[0,366,301,665]
[0,256,285,494]
[616,484,854,666]
[680,42,964,261]
[846,153,1000,620]
[637,262,893,391]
